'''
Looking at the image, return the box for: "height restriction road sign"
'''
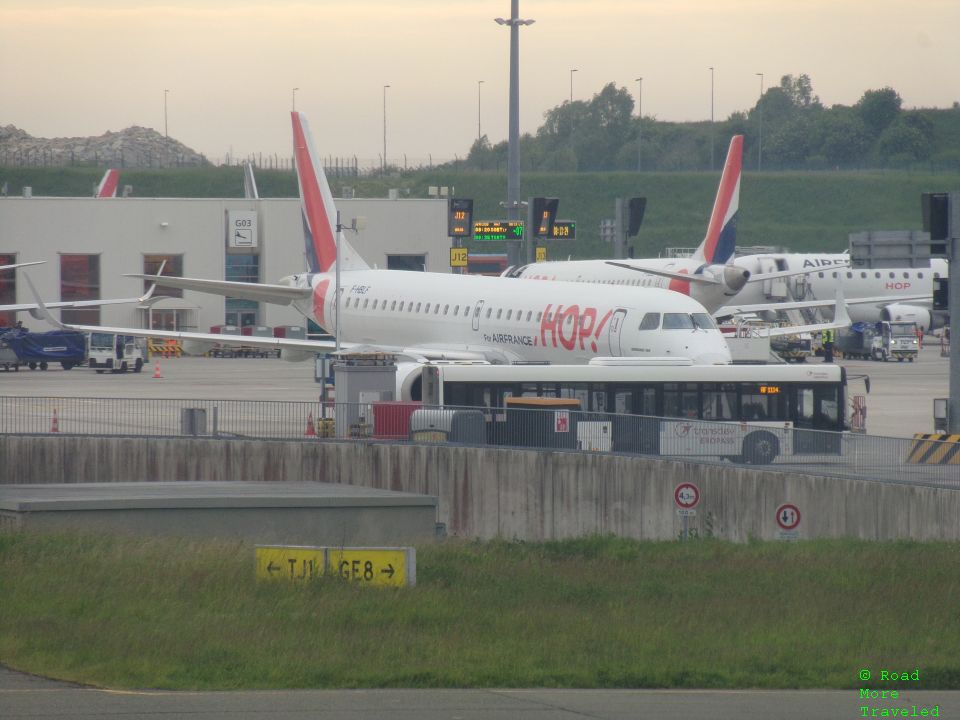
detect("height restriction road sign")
[674,482,701,510]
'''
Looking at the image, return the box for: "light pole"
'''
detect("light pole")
[635,77,642,172]
[477,79,484,143]
[292,87,299,111]
[495,2,535,268]
[755,72,764,170]
[382,84,390,175]
[163,89,169,138]
[708,67,714,170]
[569,68,578,104]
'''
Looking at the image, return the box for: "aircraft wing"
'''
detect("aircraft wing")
[604,261,718,285]
[0,261,44,273]
[752,290,852,338]
[842,294,930,307]
[28,322,501,364]
[124,274,312,305]
[4,271,161,316]
[49,323,339,353]
[721,296,844,316]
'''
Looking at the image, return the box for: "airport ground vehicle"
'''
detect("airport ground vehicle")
[419,360,850,464]
[770,332,813,363]
[836,324,879,360]
[87,331,145,373]
[873,321,919,362]
[0,328,86,370]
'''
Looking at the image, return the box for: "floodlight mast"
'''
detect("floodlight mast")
[495,2,535,267]
[333,210,360,355]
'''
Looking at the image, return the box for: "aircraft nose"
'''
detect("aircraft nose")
[723,265,750,293]
[693,334,733,365]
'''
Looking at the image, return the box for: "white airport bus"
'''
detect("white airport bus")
[419,360,851,464]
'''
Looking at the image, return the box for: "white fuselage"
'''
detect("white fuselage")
[285,269,732,365]
[511,258,737,313]
[731,254,948,325]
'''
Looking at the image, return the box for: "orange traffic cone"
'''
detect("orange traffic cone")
[304,412,317,437]
[50,408,60,433]
[152,360,163,379]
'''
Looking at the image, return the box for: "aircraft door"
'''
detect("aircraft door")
[472,300,484,332]
[758,256,787,300]
[606,309,628,356]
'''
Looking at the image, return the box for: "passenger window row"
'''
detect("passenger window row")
[817,270,930,280]
[342,296,550,323]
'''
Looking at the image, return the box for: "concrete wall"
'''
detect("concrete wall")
[2,435,958,542]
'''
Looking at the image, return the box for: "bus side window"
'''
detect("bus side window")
[702,384,736,420]
[613,389,631,415]
[796,385,840,429]
[664,383,698,418]
[591,388,607,413]
[795,387,815,426]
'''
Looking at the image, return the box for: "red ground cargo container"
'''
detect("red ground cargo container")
[372,401,422,440]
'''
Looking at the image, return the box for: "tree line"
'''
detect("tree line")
[460,75,960,173]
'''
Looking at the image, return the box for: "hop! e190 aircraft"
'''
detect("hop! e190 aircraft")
[38,112,732,391]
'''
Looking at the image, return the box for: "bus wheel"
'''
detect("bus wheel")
[744,431,778,465]
[134,358,143,373]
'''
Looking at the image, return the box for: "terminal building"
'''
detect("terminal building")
[0,195,450,333]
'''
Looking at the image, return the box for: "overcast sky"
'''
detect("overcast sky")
[2,1,957,165]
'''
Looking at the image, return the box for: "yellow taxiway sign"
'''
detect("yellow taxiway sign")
[255,546,416,587]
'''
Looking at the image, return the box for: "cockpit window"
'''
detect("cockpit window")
[692,313,717,330]
[638,312,660,330]
[663,313,695,330]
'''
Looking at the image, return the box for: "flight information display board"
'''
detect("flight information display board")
[473,220,576,241]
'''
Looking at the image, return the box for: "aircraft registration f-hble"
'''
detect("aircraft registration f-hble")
[39,112,733,395]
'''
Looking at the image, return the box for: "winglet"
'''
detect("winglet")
[138,260,168,303]
[693,135,742,265]
[23,273,68,329]
[0,260,45,273]
[833,283,850,328]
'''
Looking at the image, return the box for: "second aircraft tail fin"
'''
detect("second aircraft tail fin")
[96,169,120,198]
[692,135,742,265]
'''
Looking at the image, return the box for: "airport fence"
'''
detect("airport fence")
[0,396,957,488]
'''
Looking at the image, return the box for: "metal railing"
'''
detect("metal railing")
[1,397,957,489]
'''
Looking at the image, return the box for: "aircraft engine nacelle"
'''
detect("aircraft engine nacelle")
[397,361,426,402]
[722,265,750,294]
[280,347,314,362]
[880,304,937,331]
[181,339,216,356]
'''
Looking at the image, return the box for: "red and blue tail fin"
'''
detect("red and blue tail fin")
[692,135,741,264]
[291,111,368,274]
[96,169,120,198]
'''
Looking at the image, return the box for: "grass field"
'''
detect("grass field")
[1,533,959,690]
[4,165,959,258]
